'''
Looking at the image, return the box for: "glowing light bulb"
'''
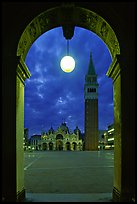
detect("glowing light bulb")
[60,56,75,73]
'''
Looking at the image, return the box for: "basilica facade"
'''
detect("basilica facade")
[30,122,83,151]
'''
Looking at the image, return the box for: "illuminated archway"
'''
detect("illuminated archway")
[16,4,122,202]
[66,142,71,150]
[17,6,120,60]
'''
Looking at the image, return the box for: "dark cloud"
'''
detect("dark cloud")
[25,26,113,137]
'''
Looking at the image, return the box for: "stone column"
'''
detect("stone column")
[16,56,31,201]
[107,55,135,202]
[53,142,56,151]
[107,56,122,201]
[2,55,17,202]
[47,143,49,150]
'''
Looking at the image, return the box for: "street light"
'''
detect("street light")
[60,40,75,73]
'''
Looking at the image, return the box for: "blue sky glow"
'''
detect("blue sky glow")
[25,26,114,137]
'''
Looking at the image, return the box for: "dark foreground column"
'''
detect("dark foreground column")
[107,55,135,202]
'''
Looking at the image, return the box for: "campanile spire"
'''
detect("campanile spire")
[87,51,96,75]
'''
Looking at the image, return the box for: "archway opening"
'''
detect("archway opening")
[23,26,114,198]
[24,26,113,138]
[16,4,120,202]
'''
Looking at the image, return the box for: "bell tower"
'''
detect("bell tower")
[84,52,99,151]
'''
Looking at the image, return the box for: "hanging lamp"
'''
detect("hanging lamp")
[60,39,75,73]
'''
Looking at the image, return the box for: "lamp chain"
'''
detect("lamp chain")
[67,40,69,56]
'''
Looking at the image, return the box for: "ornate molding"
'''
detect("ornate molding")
[17,5,120,61]
[73,7,120,58]
[16,56,31,84]
[106,55,121,82]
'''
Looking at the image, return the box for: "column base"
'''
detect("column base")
[16,188,25,202]
[112,187,121,202]
[113,187,135,202]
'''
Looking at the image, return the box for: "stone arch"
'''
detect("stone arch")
[49,142,53,150]
[16,5,120,62]
[56,140,63,151]
[56,134,63,140]
[15,4,123,202]
[42,143,47,150]
[72,142,77,151]
[66,142,71,151]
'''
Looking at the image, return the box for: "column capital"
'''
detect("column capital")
[16,56,31,84]
[106,54,121,82]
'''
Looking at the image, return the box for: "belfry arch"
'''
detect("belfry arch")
[2,2,135,203]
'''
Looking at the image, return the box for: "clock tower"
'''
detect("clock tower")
[84,52,99,151]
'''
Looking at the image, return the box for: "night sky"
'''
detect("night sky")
[24,26,114,137]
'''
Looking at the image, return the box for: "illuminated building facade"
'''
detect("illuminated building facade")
[104,124,114,149]
[23,128,29,150]
[29,123,83,151]
[29,134,41,150]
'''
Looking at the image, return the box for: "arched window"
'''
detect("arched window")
[56,134,63,140]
